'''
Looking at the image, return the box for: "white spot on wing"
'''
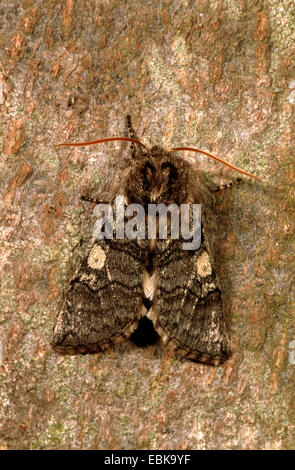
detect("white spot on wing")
[196,251,212,278]
[88,245,106,270]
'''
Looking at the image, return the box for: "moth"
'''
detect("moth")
[52,116,261,365]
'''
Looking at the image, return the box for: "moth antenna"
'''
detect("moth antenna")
[168,146,262,182]
[55,136,149,151]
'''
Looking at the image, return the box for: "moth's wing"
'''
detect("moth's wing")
[52,238,145,354]
[151,236,230,366]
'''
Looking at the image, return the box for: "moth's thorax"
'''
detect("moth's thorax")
[123,151,191,206]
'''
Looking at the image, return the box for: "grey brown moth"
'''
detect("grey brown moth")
[52,116,261,366]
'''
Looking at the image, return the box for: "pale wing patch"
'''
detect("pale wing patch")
[88,245,106,270]
[201,282,216,296]
[80,273,97,283]
[196,251,212,278]
[142,270,157,300]
[79,272,98,289]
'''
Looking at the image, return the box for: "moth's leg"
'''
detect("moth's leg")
[212,177,242,192]
[80,194,107,204]
[126,114,143,157]
[126,114,136,158]
[126,114,137,141]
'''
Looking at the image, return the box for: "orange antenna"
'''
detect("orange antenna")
[55,136,149,150]
[55,136,261,182]
[168,146,262,182]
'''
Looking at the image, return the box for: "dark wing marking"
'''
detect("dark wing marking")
[52,238,145,354]
[150,235,230,366]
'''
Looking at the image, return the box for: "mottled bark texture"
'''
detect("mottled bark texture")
[0,0,294,449]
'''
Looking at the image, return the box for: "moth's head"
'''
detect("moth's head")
[124,151,190,206]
